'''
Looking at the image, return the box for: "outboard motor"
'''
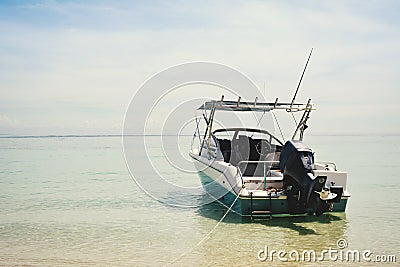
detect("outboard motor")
[279,140,333,216]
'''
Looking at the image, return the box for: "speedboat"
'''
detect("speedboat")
[189,96,350,218]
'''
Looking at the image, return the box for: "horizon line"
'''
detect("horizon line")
[0,133,400,139]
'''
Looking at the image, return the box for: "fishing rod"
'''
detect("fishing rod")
[290,48,313,109]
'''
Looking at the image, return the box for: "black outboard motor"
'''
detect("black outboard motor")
[279,140,331,216]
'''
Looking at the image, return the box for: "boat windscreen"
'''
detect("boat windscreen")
[213,128,283,145]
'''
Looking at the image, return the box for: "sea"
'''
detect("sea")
[0,135,399,266]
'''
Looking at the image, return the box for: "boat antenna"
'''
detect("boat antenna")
[290,48,313,109]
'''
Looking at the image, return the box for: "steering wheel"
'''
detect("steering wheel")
[256,140,271,156]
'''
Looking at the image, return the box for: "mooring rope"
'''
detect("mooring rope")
[167,192,241,266]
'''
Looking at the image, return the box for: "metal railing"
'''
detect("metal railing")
[315,161,337,171]
[237,160,280,190]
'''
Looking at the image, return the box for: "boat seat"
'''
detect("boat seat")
[217,139,232,163]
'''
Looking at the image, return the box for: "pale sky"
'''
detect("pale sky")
[0,0,399,135]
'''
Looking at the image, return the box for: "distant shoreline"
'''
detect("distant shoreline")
[0,133,399,139]
[0,134,188,138]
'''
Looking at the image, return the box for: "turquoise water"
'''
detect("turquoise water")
[0,135,399,266]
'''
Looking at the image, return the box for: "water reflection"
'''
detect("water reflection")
[198,200,347,227]
[198,202,347,236]
[191,201,349,265]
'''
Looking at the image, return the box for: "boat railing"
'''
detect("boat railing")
[237,160,280,190]
[315,161,337,171]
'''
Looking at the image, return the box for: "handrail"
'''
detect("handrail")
[315,161,337,171]
[237,160,279,166]
[237,160,280,191]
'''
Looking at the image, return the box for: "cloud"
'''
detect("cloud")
[0,0,399,135]
[0,114,19,126]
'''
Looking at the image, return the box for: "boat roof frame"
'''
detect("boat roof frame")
[196,97,313,156]
[197,98,314,112]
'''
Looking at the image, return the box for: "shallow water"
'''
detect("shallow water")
[0,135,399,266]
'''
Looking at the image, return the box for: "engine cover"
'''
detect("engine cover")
[280,140,329,215]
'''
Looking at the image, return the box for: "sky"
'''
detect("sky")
[0,0,399,135]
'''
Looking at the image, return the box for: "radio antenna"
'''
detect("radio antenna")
[290,48,313,109]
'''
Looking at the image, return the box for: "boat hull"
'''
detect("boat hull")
[196,163,349,217]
